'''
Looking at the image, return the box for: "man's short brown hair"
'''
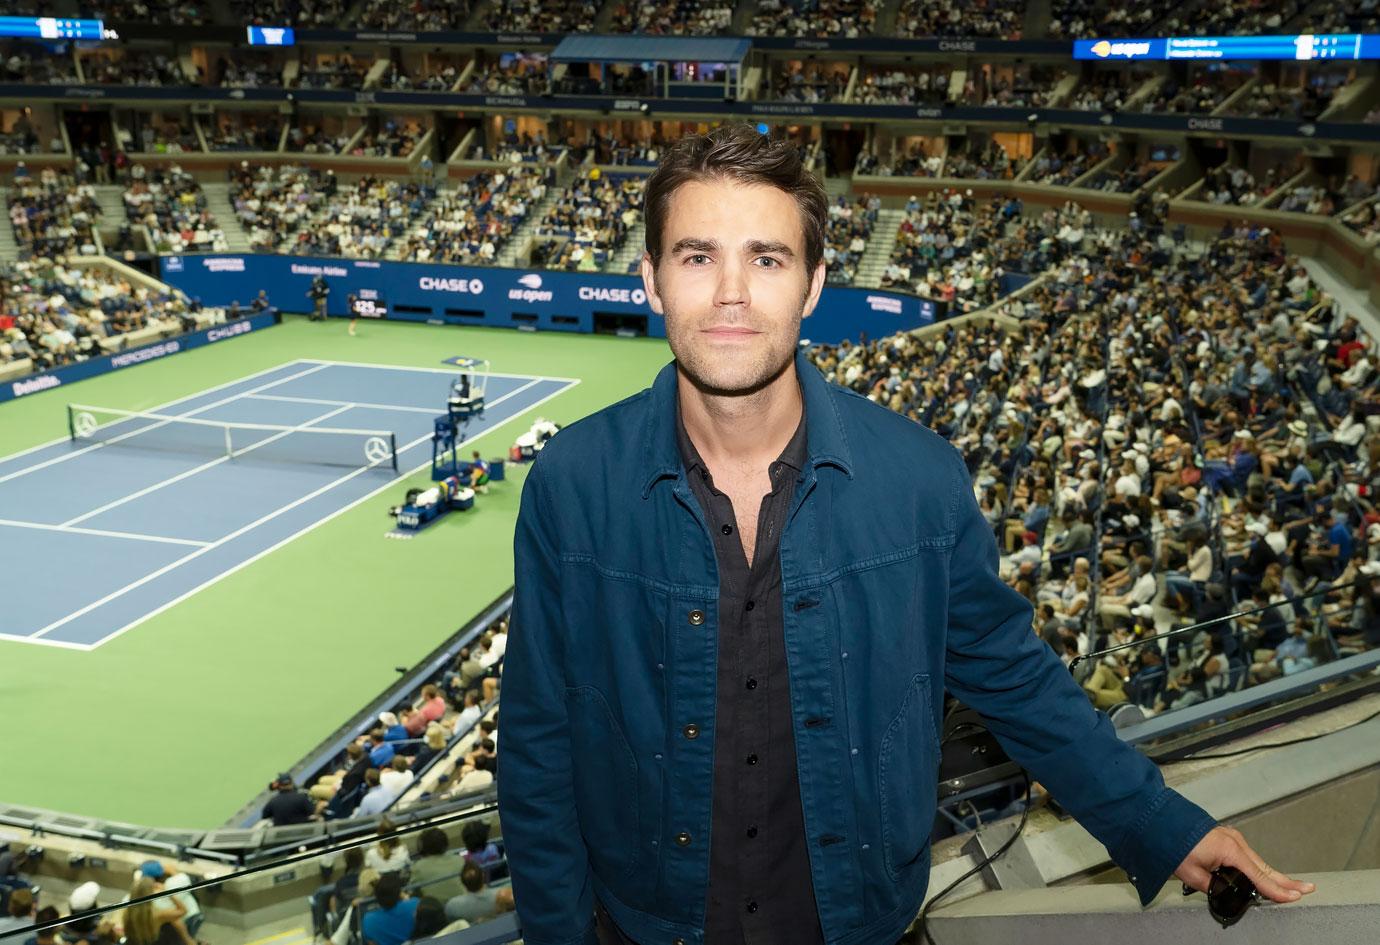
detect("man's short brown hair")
[643,122,827,273]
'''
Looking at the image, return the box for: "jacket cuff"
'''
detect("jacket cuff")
[521,920,599,945]
[1112,787,1219,907]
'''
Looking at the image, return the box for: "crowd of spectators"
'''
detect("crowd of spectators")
[377,58,462,92]
[207,115,281,151]
[1223,70,1347,122]
[854,144,943,178]
[296,56,370,91]
[213,51,282,88]
[286,123,354,154]
[0,257,219,372]
[464,58,549,96]
[531,171,644,271]
[818,197,1380,717]
[747,0,876,37]
[291,175,435,258]
[484,0,598,32]
[943,142,1024,180]
[82,51,187,86]
[1084,159,1159,194]
[469,131,566,165]
[895,0,1024,38]
[1162,0,1307,36]
[854,65,951,107]
[962,64,1065,109]
[1028,143,1109,186]
[1301,0,1380,34]
[357,0,470,30]
[122,163,228,253]
[396,165,550,266]
[769,61,850,103]
[606,0,732,34]
[125,119,199,154]
[8,166,100,258]
[1198,162,1299,207]
[2,46,78,84]
[84,0,207,24]
[232,0,347,27]
[1067,70,1148,113]
[1139,67,1247,115]
[229,161,331,252]
[349,121,426,158]
[821,194,876,285]
[1047,0,1178,38]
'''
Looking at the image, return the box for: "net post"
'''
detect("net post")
[225,424,233,459]
[67,404,76,442]
[390,433,399,473]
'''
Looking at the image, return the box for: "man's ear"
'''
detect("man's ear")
[800,260,827,320]
[640,251,664,315]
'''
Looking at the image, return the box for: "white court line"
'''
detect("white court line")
[28,375,564,645]
[0,630,92,652]
[0,360,305,467]
[61,404,354,528]
[0,517,211,547]
[0,363,331,487]
[298,357,583,384]
[246,393,440,416]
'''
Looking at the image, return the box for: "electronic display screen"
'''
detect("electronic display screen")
[1074,33,1380,62]
[0,16,105,40]
[246,25,295,46]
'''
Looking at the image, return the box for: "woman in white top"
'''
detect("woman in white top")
[1164,535,1213,615]
[363,822,412,875]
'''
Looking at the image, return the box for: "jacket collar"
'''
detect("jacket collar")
[640,347,854,498]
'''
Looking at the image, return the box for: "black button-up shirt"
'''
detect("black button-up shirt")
[596,386,823,945]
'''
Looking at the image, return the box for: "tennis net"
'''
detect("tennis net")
[66,403,400,473]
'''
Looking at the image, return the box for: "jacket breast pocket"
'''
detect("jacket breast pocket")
[566,686,640,881]
[877,673,940,882]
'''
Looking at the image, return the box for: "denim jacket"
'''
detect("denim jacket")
[498,349,1218,945]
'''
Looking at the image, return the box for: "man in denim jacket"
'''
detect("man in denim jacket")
[497,124,1313,945]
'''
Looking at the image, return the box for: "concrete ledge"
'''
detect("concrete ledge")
[928,870,1379,945]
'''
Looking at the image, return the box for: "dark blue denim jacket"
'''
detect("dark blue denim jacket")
[498,349,1218,945]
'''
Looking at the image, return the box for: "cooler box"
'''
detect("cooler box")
[488,459,505,481]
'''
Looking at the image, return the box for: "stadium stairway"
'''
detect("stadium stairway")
[200,181,253,252]
[853,206,908,289]
[497,185,566,268]
[0,189,18,258]
[606,218,646,273]
[93,184,124,229]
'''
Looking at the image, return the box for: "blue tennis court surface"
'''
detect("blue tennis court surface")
[0,359,575,650]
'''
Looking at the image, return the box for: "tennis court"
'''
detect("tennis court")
[0,358,575,651]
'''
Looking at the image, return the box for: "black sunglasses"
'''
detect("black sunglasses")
[1182,865,1260,928]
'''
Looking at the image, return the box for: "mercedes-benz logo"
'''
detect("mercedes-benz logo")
[73,411,98,439]
[364,436,392,465]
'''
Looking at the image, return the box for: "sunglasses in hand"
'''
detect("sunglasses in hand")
[1182,865,1260,929]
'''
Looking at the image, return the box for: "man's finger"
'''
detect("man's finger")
[1234,838,1316,896]
[1229,847,1303,903]
[1177,863,1213,895]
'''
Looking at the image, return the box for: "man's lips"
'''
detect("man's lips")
[702,326,760,335]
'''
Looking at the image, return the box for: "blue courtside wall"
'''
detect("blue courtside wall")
[156,254,937,345]
[0,311,280,405]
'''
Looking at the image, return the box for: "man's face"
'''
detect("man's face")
[641,177,825,396]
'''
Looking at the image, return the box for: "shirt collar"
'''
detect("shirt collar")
[641,347,853,498]
[674,383,809,481]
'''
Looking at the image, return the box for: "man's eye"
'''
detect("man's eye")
[755,257,780,268]
[686,254,710,265]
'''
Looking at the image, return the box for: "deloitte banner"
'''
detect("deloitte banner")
[157,254,937,345]
[0,311,279,405]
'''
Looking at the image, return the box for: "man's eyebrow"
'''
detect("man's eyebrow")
[668,237,796,258]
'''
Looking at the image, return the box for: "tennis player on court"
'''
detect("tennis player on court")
[498,123,1313,945]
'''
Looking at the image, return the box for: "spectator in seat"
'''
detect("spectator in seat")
[122,875,194,945]
[379,755,414,799]
[450,691,482,737]
[0,887,34,937]
[262,773,317,826]
[451,753,495,795]
[364,821,411,876]
[460,821,502,869]
[360,874,416,945]
[442,862,499,925]
[405,685,446,736]
[363,729,395,768]
[354,769,391,816]
[378,712,408,742]
[411,723,448,773]
[310,742,368,802]
[64,882,118,945]
[408,828,464,902]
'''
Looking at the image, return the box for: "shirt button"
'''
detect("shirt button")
[746,826,758,838]
[688,609,705,626]
[745,753,758,765]
[745,600,755,611]
[675,831,692,846]
[746,901,758,914]
[721,523,733,535]
[745,677,758,690]
[674,940,686,945]
[683,723,700,739]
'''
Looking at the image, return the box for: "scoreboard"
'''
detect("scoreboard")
[1075,33,1380,62]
